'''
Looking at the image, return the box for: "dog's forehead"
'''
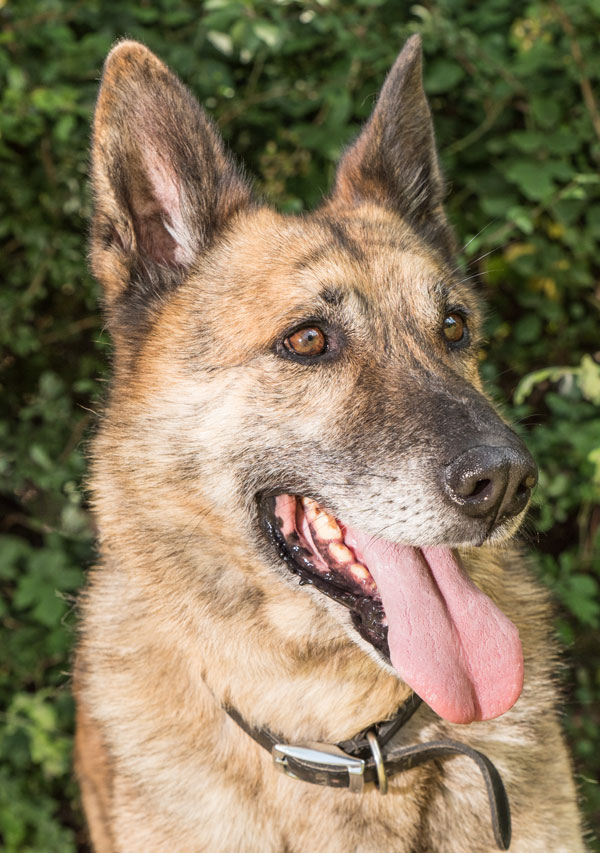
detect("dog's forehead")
[205,205,451,321]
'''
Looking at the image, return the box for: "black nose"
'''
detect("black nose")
[444,445,538,521]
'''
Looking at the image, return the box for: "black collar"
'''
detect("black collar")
[225,694,511,851]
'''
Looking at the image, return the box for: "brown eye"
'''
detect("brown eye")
[443,312,466,344]
[284,326,327,357]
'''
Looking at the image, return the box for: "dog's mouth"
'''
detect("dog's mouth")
[262,494,389,656]
[261,493,524,725]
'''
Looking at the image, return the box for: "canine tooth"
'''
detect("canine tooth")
[349,563,371,581]
[303,502,323,524]
[329,542,354,564]
[302,499,342,540]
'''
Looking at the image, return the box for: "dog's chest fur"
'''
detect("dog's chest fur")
[76,532,582,851]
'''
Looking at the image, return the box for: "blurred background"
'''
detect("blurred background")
[0,0,599,849]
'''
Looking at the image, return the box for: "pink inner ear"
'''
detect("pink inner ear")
[142,146,195,266]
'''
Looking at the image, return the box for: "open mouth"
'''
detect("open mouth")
[261,493,525,725]
[262,494,389,657]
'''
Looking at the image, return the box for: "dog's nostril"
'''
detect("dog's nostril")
[467,479,491,499]
[511,471,537,505]
[515,471,537,496]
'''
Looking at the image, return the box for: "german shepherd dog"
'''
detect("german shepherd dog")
[75,36,585,852]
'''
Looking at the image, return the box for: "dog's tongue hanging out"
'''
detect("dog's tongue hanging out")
[344,529,524,724]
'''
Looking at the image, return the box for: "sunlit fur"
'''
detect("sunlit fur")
[75,38,584,852]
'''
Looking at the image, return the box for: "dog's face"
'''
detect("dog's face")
[91,37,536,726]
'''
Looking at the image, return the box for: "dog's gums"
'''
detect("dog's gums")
[276,496,378,594]
[263,493,525,726]
[262,495,389,655]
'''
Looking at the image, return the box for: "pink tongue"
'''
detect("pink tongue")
[346,530,523,724]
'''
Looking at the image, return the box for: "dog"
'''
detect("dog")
[74,35,585,851]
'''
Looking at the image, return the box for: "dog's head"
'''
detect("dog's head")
[91,37,536,725]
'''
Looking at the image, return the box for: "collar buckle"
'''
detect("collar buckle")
[272,742,365,793]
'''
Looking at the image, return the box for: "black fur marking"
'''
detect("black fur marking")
[323,219,365,262]
[319,286,344,306]
[294,244,334,271]
[351,287,371,314]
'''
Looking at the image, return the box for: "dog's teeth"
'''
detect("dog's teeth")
[312,516,342,541]
[303,501,324,524]
[329,542,354,564]
[349,563,370,580]
[302,497,343,540]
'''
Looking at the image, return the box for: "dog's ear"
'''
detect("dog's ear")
[90,40,252,317]
[331,35,452,249]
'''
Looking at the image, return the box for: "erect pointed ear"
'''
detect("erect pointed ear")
[331,35,452,250]
[90,40,252,317]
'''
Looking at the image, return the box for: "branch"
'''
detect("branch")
[552,1,600,146]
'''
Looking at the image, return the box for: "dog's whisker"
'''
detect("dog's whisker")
[460,219,499,254]
[455,268,502,286]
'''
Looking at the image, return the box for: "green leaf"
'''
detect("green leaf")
[513,313,542,343]
[530,95,561,129]
[0,536,32,580]
[588,447,600,486]
[514,366,572,403]
[558,575,600,627]
[253,22,281,48]
[508,130,545,154]
[29,443,53,471]
[504,161,556,201]
[424,59,465,93]
[206,31,234,56]
[578,355,600,405]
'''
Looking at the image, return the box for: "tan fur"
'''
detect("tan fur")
[75,38,585,851]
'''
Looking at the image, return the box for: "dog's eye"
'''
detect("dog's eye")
[443,312,467,344]
[284,326,327,357]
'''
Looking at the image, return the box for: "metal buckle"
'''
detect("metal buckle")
[272,742,365,793]
[366,731,388,795]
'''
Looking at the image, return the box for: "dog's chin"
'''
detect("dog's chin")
[433,505,531,550]
[483,510,529,545]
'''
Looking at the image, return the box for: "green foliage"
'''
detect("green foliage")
[1,0,598,847]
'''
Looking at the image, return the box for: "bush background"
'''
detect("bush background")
[1,0,599,848]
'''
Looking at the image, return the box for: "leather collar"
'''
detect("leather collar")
[225,695,511,851]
